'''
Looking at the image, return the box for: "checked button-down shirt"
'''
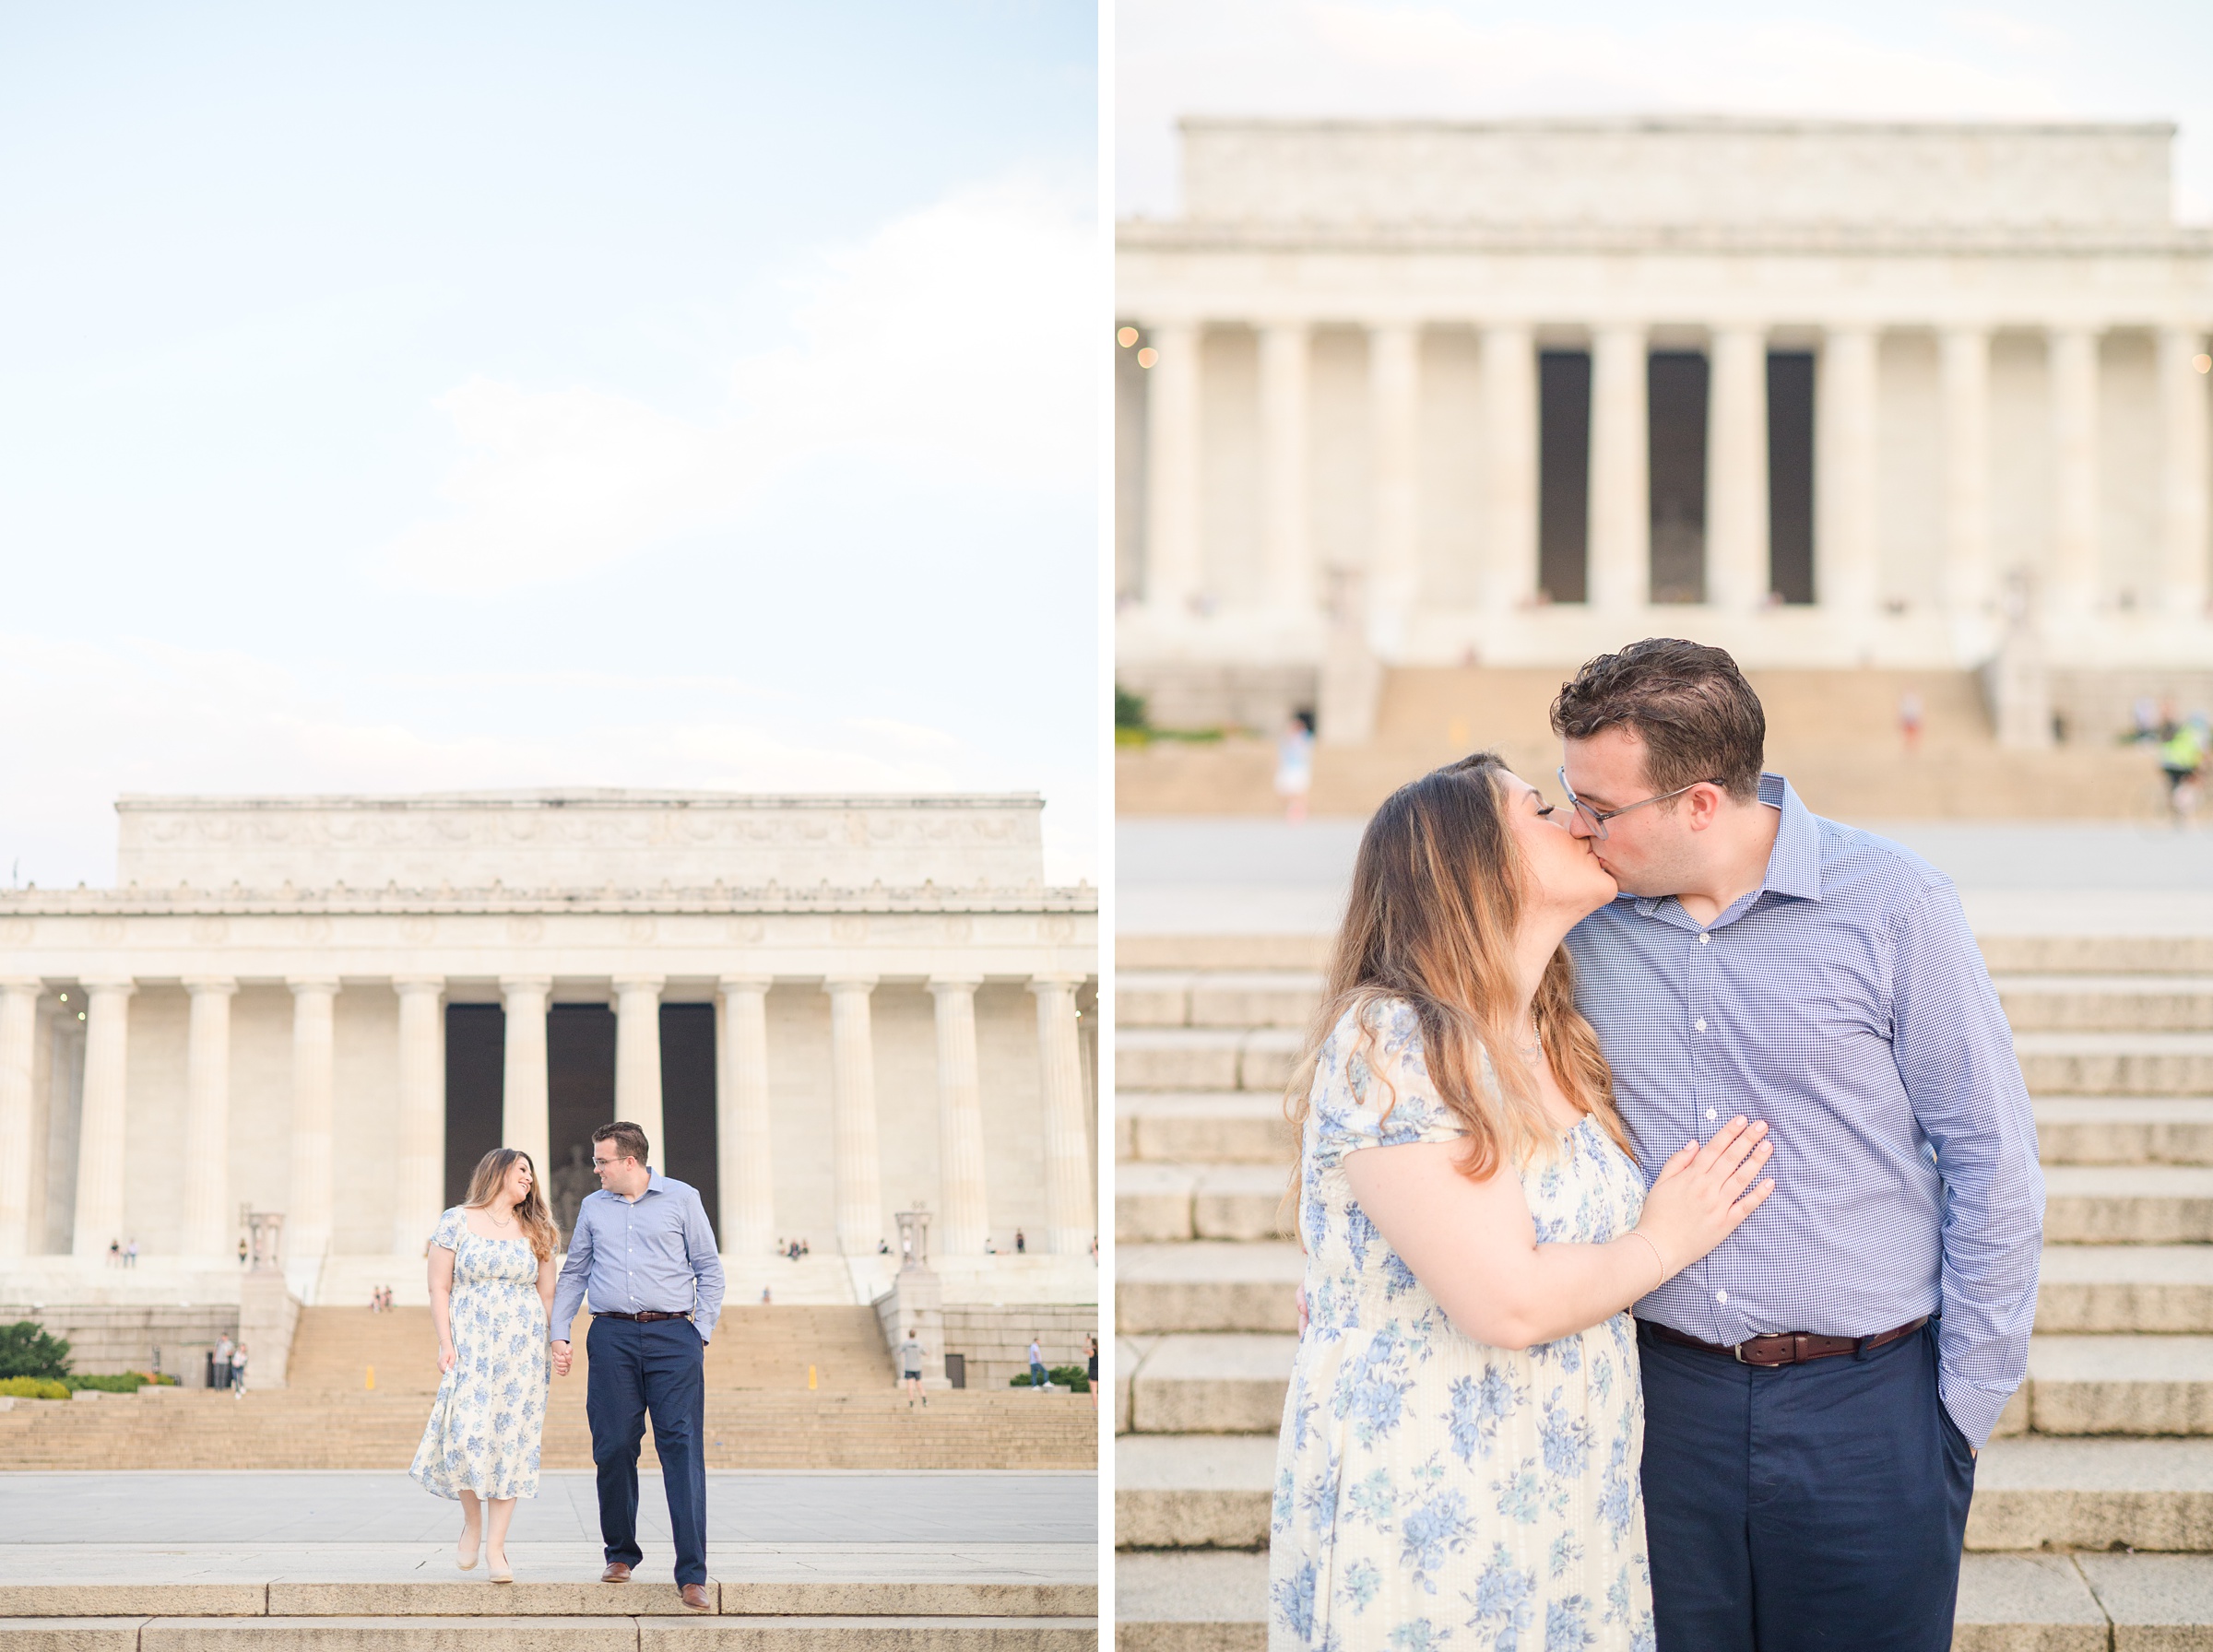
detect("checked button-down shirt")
[550,1170,727,1346]
[1565,773,2044,1445]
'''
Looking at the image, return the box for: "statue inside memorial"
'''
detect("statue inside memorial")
[550,1144,595,1246]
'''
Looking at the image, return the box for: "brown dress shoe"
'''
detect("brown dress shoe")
[680,1583,712,1612]
[600,1563,632,1584]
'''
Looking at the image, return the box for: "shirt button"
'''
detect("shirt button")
[1716,1290,1728,1303]
[1706,1108,1717,1121]
[1695,1019,1707,1032]
[1698,934,1710,945]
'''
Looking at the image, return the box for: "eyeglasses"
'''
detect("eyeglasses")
[1556,766,1724,840]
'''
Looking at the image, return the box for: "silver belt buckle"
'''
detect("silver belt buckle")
[1731,1340,1747,1363]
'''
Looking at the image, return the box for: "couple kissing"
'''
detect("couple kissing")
[1272,638,2043,1652]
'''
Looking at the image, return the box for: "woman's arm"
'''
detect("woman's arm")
[1343,1116,1772,1350]
[427,1242,457,1374]
[537,1252,558,1331]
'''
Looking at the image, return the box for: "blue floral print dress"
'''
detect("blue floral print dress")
[409,1207,550,1501]
[1271,999,1656,1652]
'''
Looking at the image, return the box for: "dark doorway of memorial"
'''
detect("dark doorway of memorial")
[444,1005,505,1209]
[659,1003,719,1245]
[547,1004,616,1245]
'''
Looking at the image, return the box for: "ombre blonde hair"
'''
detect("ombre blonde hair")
[1286,752,1629,1182]
[463,1147,560,1262]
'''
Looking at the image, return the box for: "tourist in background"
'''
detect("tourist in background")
[213,1331,233,1391]
[409,1147,559,1585]
[1026,1336,1047,1391]
[550,1121,724,1612]
[1272,753,1772,1651]
[1276,710,1316,822]
[896,1328,928,1406]
[1085,1335,1097,1412]
[230,1342,246,1398]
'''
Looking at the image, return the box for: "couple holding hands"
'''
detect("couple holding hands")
[406,1120,726,1610]
[1273,639,2045,1652]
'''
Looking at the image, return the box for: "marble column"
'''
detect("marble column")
[1143,322,1202,616]
[287,979,337,1270]
[71,978,135,1260]
[500,977,551,1177]
[1940,327,1994,622]
[823,975,884,1257]
[1257,321,1313,615]
[180,977,237,1258]
[716,975,775,1258]
[927,975,990,1257]
[1817,327,1879,627]
[1481,324,1538,612]
[391,975,445,1258]
[1027,974,1095,1256]
[612,976,665,1162]
[0,979,41,1257]
[2049,326,2102,617]
[1589,324,1651,613]
[1367,324,1420,654]
[1708,326,1771,612]
[2159,327,2210,617]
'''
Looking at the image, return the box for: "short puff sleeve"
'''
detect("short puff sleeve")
[1311,998,1468,1169]
[429,1206,466,1254]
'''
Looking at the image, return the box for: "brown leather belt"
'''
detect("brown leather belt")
[1641,1316,1929,1368]
[594,1310,688,1324]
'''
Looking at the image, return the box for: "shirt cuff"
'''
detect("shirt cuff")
[1937,1368,2018,1448]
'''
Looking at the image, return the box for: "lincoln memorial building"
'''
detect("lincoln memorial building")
[1116,119,2213,738]
[0,791,1098,1315]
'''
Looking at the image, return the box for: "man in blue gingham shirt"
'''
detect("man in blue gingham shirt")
[1552,640,2042,1652]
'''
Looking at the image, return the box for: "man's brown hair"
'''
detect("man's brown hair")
[593,1121,650,1167]
[1549,638,1765,803]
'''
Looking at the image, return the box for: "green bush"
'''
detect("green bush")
[62,1373,149,1393]
[0,1375,70,1400]
[1008,1364,1090,1393]
[0,1321,71,1382]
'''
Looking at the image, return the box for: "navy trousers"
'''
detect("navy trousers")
[586,1316,708,1587]
[1639,1320,1975,1652]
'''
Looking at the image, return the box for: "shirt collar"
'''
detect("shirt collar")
[1627,771,1821,921]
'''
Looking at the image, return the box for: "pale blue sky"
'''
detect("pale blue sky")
[0,2,1099,887]
[1121,0,2213,221]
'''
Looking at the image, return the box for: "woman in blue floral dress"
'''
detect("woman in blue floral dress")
[410,1147,559,1582]
[1272,755,1775,1651]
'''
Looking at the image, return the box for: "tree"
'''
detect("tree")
[0,1321,71,1382]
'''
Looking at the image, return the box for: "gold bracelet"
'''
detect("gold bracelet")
[1626,1229,1669,1292]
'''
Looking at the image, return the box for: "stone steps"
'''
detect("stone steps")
[1115,1431,2213,1554]
[0,1614,1095,1649]
[0,1581,1095,1619]
[1116,1328,2213,1439]
[1112,928,2213,1642]
[1122,1025,2213,1098]
[1113,1549,2213,1652]
[1118,970,2213,1037]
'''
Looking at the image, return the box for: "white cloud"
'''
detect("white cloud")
[378,176,1096,594]
[0,633,1095,887]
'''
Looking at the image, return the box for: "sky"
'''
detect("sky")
[1119,0,2213,222]
[0,2,1100,888]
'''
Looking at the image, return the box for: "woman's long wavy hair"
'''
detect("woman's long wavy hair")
[463,1147,560,1262]
[1286,751,1629,1182]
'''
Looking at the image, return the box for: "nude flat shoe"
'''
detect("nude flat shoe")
[457,1529,479,1571]
[487,1552,513,1584]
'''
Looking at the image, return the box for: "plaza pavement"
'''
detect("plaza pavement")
[0,1472,1097,1641]
[1120,816,2213,935]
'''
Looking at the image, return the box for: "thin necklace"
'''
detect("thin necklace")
[1513,1009,1544,1064]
